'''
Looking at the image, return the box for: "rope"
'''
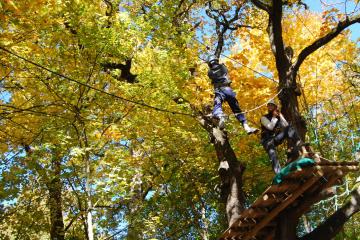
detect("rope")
[1,46,285,118]
[0,46,196,117]
[238,88,283,114]
[193,37,279,84]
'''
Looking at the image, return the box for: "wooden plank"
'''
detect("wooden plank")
[238,220,276,228]
[315,165,358,174]
[238,221,256,228]
[242,208,268,219]
[242,172,323,240]
[266,183,300,194]
[317,157,359,166]
[220,159,359,240]
[317,161,359,166]
[252,193,283,208]
[291,175,341,217]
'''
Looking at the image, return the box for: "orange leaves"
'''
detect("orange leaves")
[102,125,122,140]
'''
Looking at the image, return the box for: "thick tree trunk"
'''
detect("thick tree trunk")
[275,210,299,240]
[248,1,360,239]
[279,82,307,142]
[300,185,360,240]
[199,117,245,227]
[48,155,65,240]
[267,0,307,142]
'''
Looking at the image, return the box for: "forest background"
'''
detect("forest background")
[0,0,359,239]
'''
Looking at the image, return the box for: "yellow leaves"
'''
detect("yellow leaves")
[1,0,19,12]
[102,125,122,140]
[232,53,249,66]
[0,143,8,153]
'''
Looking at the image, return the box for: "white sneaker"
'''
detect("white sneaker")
[243,123,259,135]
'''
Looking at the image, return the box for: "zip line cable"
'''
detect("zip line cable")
[192,37,279,84]
[0,46,196,117]
[0,46,283,117]
[147,7,279,84]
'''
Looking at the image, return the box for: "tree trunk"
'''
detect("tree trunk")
[279,81,307,142]
[275,210,299,240]
[267,0,307,142]
[300,185,360,240]
[200,204,209,240]
[48,155,65,240]
[85,152,94,240]
[199,117,245,227]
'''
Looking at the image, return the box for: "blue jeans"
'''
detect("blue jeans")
[261,125,301,174]
[213,86,246,123]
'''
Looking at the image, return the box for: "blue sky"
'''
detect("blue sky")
[305,0,360,42]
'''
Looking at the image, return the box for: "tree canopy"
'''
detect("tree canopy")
[0,0,359,239]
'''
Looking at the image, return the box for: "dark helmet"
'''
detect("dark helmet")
[207,55,219,66]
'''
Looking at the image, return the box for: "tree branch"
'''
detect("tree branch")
[268,0,290,80]
[205,1,250,57]
[300,185,360,240]
[101,60,138,83]
[250,0,270,12]
[293,14,360,74]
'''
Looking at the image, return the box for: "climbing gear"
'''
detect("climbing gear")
[260,113,281,140]
[243,123,259,135]
[208,64,232,86]
[207,55,219,65]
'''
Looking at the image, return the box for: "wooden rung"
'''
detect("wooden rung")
[315,165,359,173]
[318,157,359,165]
[243,174,322,240]
[266,183,300,194]
[317,161,359,166]
[252,194,283,208]
[245,208,268,219]
[239,220,276,229]
[238,220,257,228]
[221,230,244,239]
[240,206,270,219]
[221,228,241,239]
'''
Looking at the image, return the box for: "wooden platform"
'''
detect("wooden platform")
[219,156,359,240]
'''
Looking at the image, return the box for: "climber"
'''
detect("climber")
[260,100,303,174]
[207,55,258,134]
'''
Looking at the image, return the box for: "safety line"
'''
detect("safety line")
[0,46,196,117]
[193,37,279,84]
[1,46,285,117]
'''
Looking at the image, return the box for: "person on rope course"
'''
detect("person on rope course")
[260,100,304,174]
[207,55,258,134]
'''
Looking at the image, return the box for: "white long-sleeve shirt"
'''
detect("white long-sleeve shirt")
[261,114,289,131]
